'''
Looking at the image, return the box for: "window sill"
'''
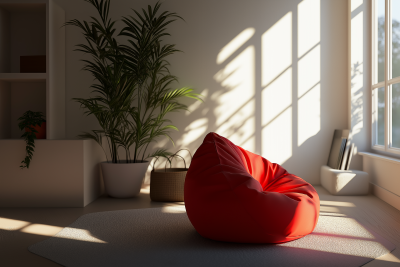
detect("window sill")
[359,152,400,165]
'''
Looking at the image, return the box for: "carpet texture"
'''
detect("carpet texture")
[29,207,395,267]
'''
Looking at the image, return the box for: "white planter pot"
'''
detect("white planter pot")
[101,161,150,198]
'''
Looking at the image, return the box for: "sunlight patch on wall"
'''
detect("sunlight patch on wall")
[260,10,293,163]
[213,45,255,151]
[351,0,363,12]
[297,0,321,147]
[216,100,255,152]
[298,45,321,97]
[185,88,208,115]
[298,84,321,146]
[241,136,256,152]
[177,118,208,147]
[351,9,364,137]
[262,68,292,125]
[372,88,377,135]
[351,13,364,87]
[261,12,292,87]
[262,107,292,164]
[216,28,255,64]
[298,0,320,58]
[352,89,364,136]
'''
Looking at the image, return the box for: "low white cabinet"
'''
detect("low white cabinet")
[320,165,369,196]
[0,139,105,207]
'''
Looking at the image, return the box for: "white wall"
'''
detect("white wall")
[361,153,400,211]
[349,0,372,170]
[54,0,348,185]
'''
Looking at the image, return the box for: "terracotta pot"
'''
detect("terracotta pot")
[101,161,150,198]
[25,122,46,139]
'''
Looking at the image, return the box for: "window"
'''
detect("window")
[372,0,400,154]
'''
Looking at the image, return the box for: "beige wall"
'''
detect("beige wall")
[0,80,10,138]
[54,0,348,185]
[83,139,105,206]
[0,7,9,72]
[47,0,66,140]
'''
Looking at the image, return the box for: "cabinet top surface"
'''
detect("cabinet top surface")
[0,2,46,13]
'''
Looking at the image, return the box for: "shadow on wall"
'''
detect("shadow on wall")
[66,0,348,185]
[145,0,348,185]
[350,61,365,161]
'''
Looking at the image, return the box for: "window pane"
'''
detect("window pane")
[392,0,400,78]
[377,87,385,145]
[392,83,400,148]
[376,0,385,82]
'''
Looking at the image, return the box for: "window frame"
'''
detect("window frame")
[371,0,400,155]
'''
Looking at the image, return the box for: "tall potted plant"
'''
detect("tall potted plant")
[66,0,201,198]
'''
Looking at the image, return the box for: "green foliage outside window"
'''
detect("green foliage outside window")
[377,16,400,148]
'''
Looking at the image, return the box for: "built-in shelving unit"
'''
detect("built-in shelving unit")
[0,1,106,208]
[0,0,65,139]
[0,73,47,81]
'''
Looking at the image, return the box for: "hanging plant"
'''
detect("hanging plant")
[17,110,46,169]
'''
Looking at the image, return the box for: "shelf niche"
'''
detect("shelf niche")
[0,0,65,140]
[0,80,46,139]
[0,3,46,73]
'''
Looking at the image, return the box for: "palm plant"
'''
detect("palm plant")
[66,0,201,163]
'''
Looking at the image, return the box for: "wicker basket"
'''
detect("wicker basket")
[150,150,192,202]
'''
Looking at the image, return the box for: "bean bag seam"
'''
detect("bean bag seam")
[211,134,292,240]
[211,135,267,227]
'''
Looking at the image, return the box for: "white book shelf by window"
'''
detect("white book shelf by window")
[0,0,65,140]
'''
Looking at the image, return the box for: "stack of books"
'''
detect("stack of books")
[327,130,354,170]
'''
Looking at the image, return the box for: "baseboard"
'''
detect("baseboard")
[370,183,400,211]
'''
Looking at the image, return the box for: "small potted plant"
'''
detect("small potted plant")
[17,110,46,169]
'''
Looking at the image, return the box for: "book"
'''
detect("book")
[327,129,350,169]
[340,141,351,170]
[337,138,347,169]
[344,143,355,170]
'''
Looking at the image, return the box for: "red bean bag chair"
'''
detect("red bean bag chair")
[184,132,320,243]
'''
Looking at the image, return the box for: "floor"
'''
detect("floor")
[0,185,400,267]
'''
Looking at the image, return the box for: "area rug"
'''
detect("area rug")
[29,206,395,267]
